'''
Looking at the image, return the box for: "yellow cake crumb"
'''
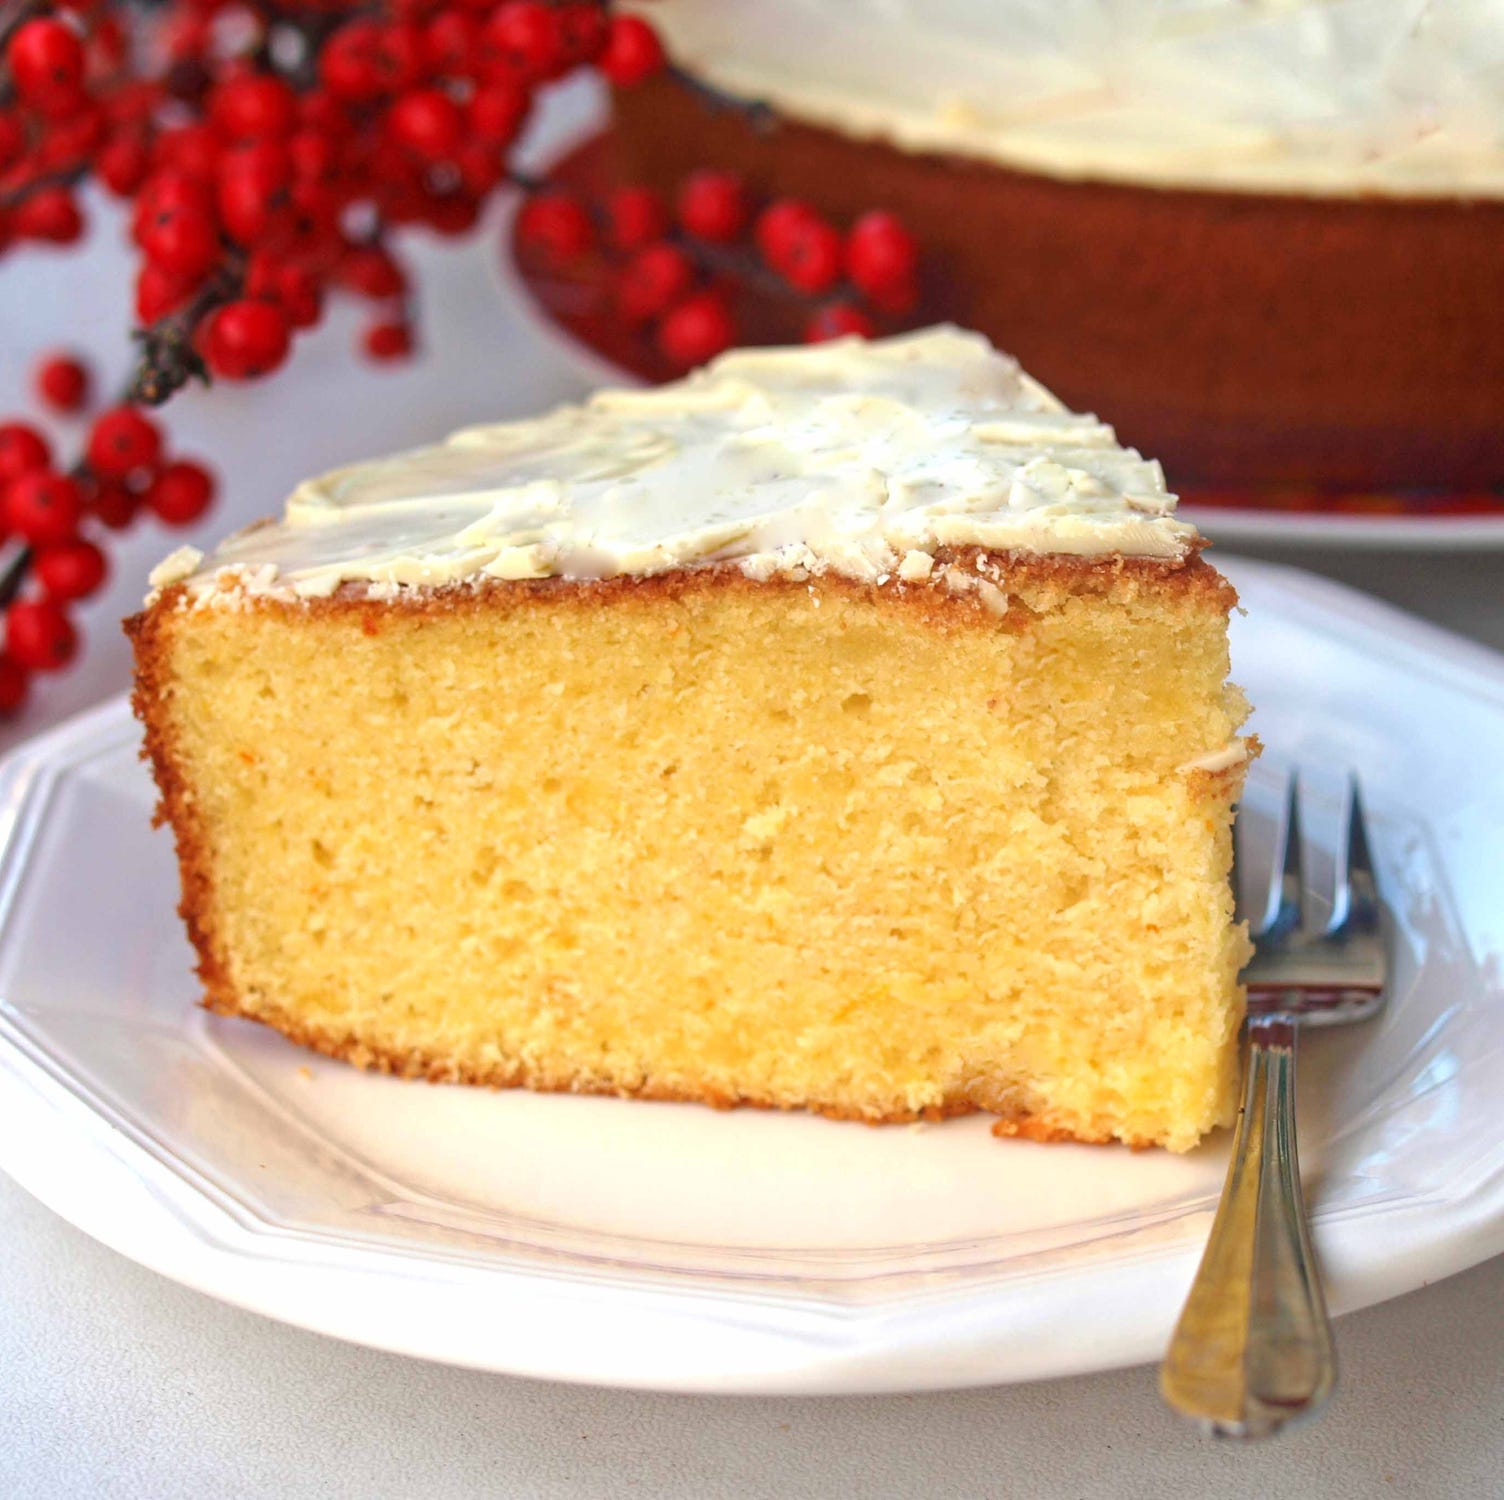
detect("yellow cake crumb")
[130,554,1249,1151]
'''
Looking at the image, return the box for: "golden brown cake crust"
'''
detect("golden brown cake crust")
[127,545,1237,1153]
[200,988,1160,1148]
[135,542,1232,629]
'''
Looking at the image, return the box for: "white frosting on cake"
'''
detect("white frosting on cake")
[158,327,1195,605]
[626,0,1504,197]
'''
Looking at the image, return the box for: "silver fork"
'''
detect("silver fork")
[1160,773,1387,1439]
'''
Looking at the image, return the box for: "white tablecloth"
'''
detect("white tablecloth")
[2,127,1501,1496]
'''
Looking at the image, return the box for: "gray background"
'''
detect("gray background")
[1,103,1500,1493]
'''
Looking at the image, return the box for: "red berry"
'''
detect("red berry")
[244,247,280,299]
[774,215,843,293]
[372,22,426,92]
[6,599,76,673]
[273,262,323,329]
[465,81,529,145]
[362,321,414,361]
[216,140,292,244]
[163,12,210,64]
[0,424,52,482]
[287,126,338,183]
[210,74,296,140]
[86,407,163,478]
[105,79,162,129]
[557,3,607,66]
[221,137,291,185]
[755,198,816,263]
[13,186,84,245]
[35,539,107,601]
[482,1,563,83]
[132,170,214,242]
[599,15,666,87]
[844,211,919,297]
[805,304,876,343]
[297,90,350,138]
[138,200,221,278]
[865,273,919,315]
[5,471,83,547]
[215,182,279,249]
[35,353,91,413]
[36,105,105,168]
[422,11,480,75]
[515,192,594,262]
[605,186,668,250]
[135,261,203,323]
[0,111,26,173]
[201,299,291,380]
[454,141,501,197]
[388,87,464,159]
[677,170,747,244]
[614,242,693,323]
[87,479,138,530]
[7,19,85,116]
[89,14,128,72]
[421,189,479,236]
[656,292,736,367]
[339,245,407,298]
[320,22,385,102]
[0,656,29,715]
[144,459,215,525]
[153,124,222,180]
[277,178,341,263]
[97,133,152,196]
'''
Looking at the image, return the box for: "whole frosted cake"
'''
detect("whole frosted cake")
[130,327,1251,1151]
[615,0,1504,488]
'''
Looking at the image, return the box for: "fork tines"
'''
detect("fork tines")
[1237,771,1386,1022]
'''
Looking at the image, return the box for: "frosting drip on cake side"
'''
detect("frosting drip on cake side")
[151,327,1196,603]
[623,0,1504,197]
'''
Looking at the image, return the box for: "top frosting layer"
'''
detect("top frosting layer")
[624,0,1504,197]
[154,327,1195,603]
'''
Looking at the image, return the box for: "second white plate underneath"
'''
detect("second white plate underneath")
[1183,503,1504,551]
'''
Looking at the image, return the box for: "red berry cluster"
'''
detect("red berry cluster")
[0,353,215,713]
[2,2,672,394]
[516,167,922,367]
[0,2,927,716]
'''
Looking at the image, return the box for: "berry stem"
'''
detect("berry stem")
[0,161,90,212]
[0,544,32,612]
[666,64,777,136]
[129,266,246,406]
[672,232,836,309]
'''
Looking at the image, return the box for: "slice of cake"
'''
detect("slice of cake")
[129,326,1251,1151]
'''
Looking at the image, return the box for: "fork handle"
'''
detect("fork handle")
[1160,1012,1336,1438]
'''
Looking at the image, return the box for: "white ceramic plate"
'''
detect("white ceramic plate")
[1181,505,1504,552]
[0,557,1502,1394]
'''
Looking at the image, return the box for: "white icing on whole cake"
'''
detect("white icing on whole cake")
[151,327,1195,604]
[624,0,1504,197]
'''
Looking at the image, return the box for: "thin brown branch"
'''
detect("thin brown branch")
[0,159,89,211]
[0,544,32,611]
[129,264,245,406]
[667,64,778,136]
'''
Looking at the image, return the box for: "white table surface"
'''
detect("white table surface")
[3,96,1503,1494]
